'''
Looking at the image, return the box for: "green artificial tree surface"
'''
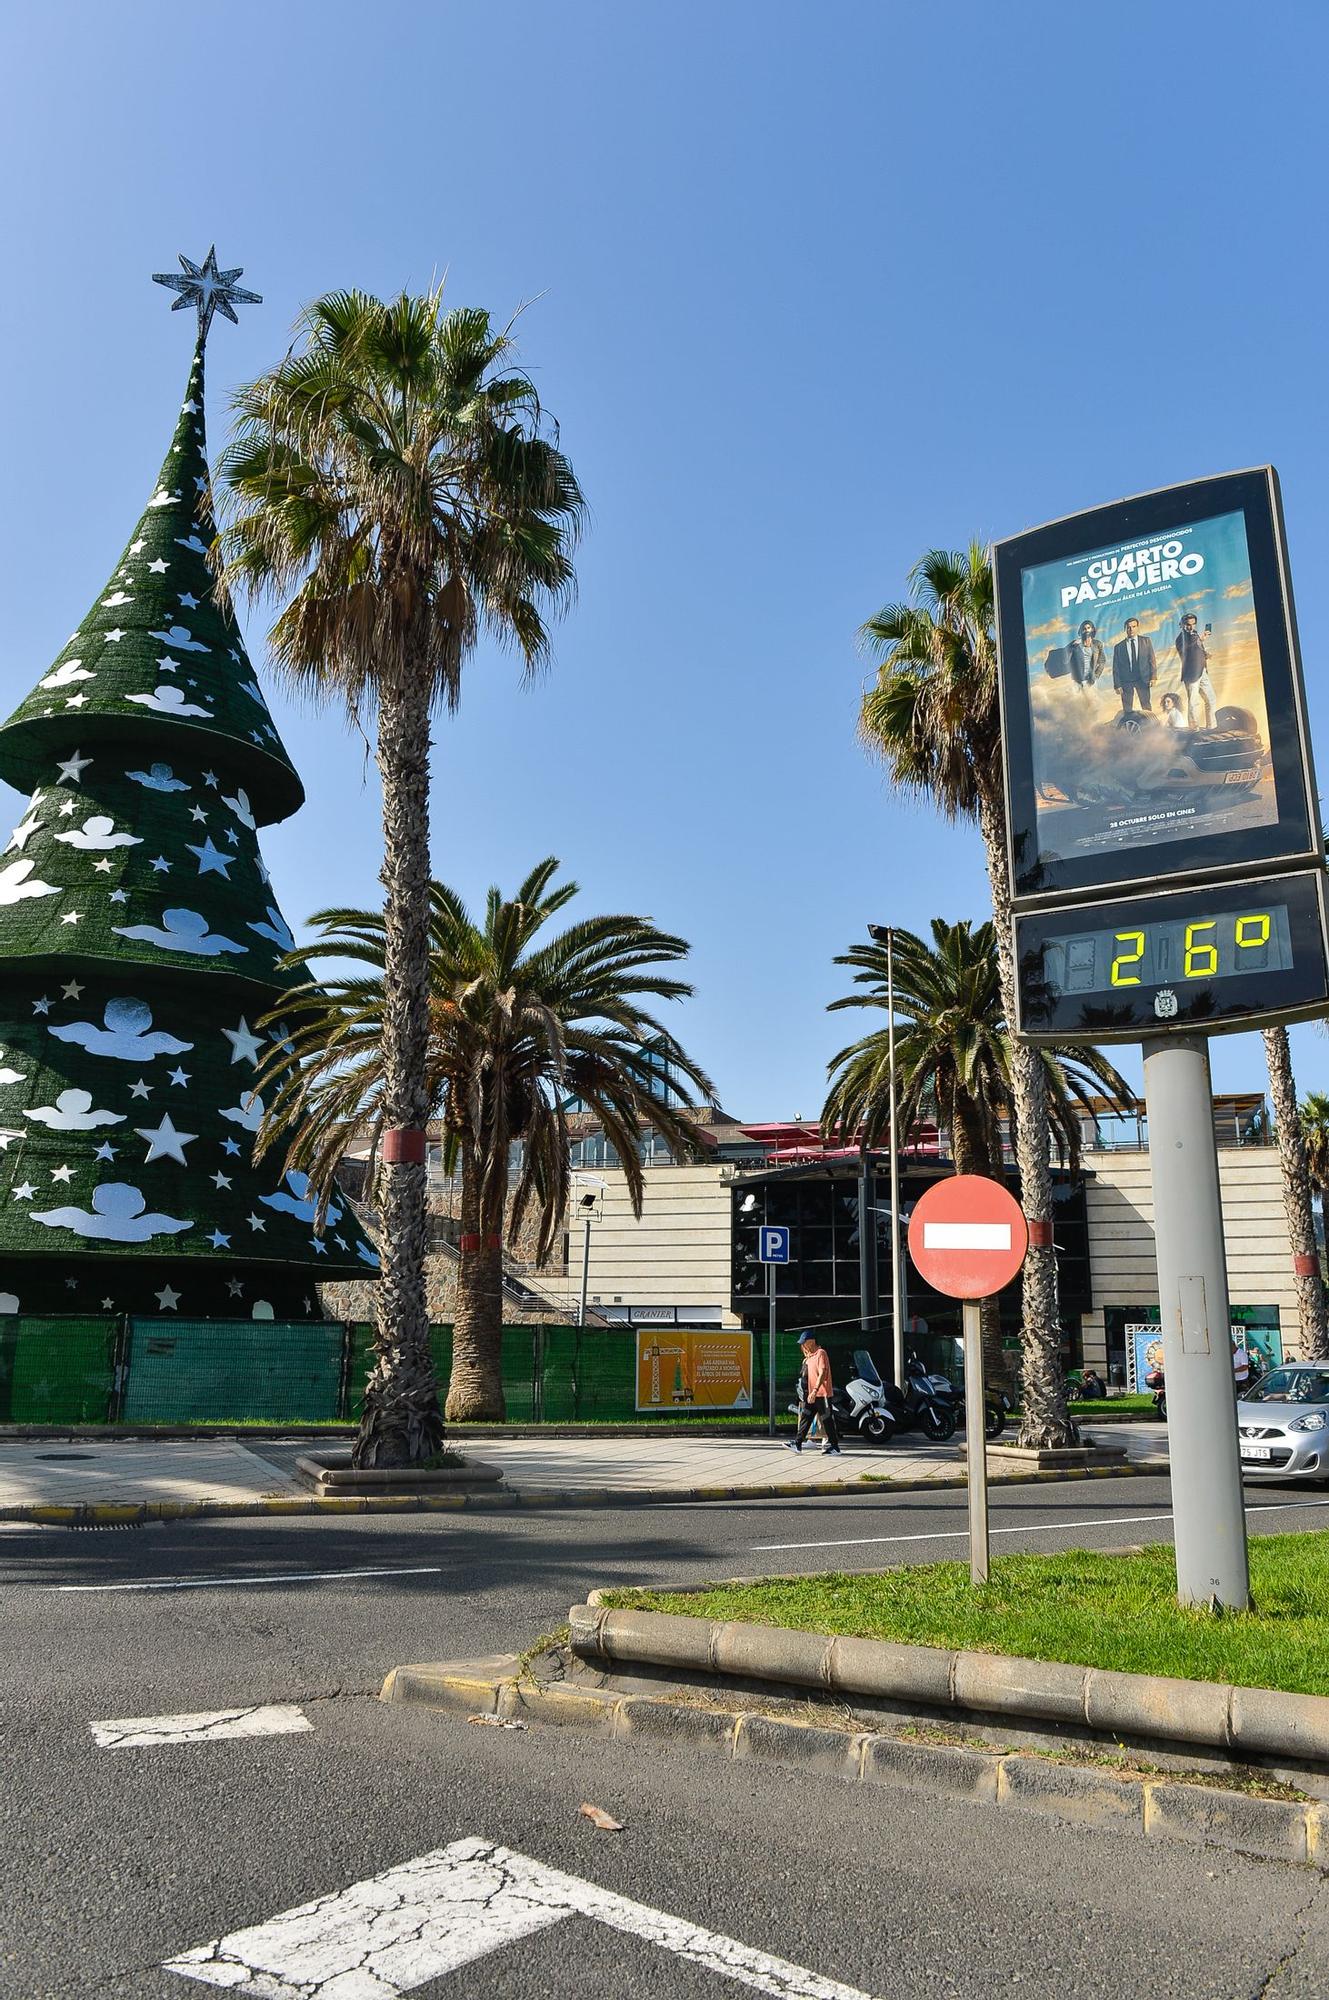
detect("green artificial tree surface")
[0,275,378,1318]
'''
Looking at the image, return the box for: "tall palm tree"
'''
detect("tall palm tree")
[823,919,1133,1384]
[217,290,585,1465]
[859,546,1077,1446]
[1263,1029,1329,1362]
[253,860,714,1426]
[1300,1091,1329,1202]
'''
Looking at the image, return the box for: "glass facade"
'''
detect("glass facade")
[731,1166,1091,1353]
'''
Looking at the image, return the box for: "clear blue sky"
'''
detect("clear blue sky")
[3,1,1327,1118]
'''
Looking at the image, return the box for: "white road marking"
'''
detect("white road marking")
[751,1495,1329,1553]
[922,1220,1011,1250]
[53,1565,442,1593]
[91,1704,311,1749]
[165,1835,876,1999]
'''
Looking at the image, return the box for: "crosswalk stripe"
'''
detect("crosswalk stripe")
[91,1704,312,1748]
[165,1835,876,1998]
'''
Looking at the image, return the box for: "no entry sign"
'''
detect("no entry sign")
[907,1175,1029,1300]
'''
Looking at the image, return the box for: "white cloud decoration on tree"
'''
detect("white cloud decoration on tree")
[48,996,193,1061]
[125,686,214,719]
[112,908,246,956]
[0,858,59,904]
[221,787,256,829]
[148,623,210,654]
[260,1170,342,1229]
[24,1089,125,1131]
[220,1091,264,1133]
[128,763,190,793]
[27,1183,192,1241]
[248,905,295,951]
[53,815,143,851]
[40,661,93,689]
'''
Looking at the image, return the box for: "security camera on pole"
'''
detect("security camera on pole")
[571,1176,605,1326]
[994,469,1328,1610]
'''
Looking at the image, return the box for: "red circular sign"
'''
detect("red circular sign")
[907,1175,1029,1300]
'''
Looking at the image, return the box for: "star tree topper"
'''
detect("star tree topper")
[152,247,261,345]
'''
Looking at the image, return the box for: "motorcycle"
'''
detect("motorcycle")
[884,1353,958,1443]
[916,1366,1010,1441]
[1145,1366,1167,1422]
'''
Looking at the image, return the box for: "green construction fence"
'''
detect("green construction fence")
[0,1317,811,1425]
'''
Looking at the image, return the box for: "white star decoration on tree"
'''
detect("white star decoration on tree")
[135,1113,196,1163]
[152,247,261,344]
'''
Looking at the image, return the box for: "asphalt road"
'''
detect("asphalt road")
[4,1475,1329,1997]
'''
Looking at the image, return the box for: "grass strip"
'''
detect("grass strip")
[602,1532,1329,1697]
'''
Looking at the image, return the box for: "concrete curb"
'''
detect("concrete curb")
[0,1459,1156,1525]
[382,1657,1325,1873]
[570,1605,1329,1768]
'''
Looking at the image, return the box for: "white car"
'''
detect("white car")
[1236,1364,1329,1482]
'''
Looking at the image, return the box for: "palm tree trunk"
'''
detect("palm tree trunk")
[1262,1025,1329,1362]
[447,1142,507,1421]
[354,662,444,1468]
[975,787,1076,1448]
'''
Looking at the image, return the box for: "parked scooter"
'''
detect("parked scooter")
[915,1365,1010,1442]
[1145,1366,1167,1422]
[884,1353,959,1443]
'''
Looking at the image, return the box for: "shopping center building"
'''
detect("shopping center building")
[448,1089,1306,1386]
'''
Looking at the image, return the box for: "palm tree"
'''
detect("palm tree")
[859,546,1079,1446]
[1300,1091,1329,1201]
[823,919,1133,1385]
[1262,1029,1329,1362]
[217,290,585,1465]
[252,860,714,1426]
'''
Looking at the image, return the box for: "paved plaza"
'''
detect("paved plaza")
[0,1423,1167,1511]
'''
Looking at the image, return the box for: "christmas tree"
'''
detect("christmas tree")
[0,251,378,1318]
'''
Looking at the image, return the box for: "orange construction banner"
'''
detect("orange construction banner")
[634,1329,753,1412]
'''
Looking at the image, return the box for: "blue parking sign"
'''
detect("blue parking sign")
[758,1225,790,1264]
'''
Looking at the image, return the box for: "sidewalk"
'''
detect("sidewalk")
[0,1424,1166,1518]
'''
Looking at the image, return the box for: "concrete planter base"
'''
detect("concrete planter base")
[295,1449,504,1496]
[977,1442,1128,1471]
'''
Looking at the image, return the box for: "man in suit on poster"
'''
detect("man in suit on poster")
[1111,616,1156,713]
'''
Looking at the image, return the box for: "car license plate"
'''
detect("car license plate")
[1224,767,1259,783]
[1241,1444,1274,1460]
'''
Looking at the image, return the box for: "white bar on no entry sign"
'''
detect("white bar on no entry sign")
[922,1221,1011,1251]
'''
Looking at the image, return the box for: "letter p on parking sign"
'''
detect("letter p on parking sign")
[758,1225,790,1264]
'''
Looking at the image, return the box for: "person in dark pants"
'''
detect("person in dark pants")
[1111,617,1156,713]
[1176,613,1217,728]
[786,1330,841,1455]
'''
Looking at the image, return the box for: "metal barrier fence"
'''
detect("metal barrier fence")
[0,1317,819,1426]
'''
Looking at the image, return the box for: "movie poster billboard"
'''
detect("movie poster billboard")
[995,470,1320,906]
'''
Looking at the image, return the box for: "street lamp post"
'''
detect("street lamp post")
[869,924,906,1388]
[571,1180,604,1326]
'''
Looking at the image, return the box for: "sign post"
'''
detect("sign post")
[908,1176,1029,1585]
[1142,1037,1250,1606]
[758,1225,791,1437]
[993,469,1326,1609]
